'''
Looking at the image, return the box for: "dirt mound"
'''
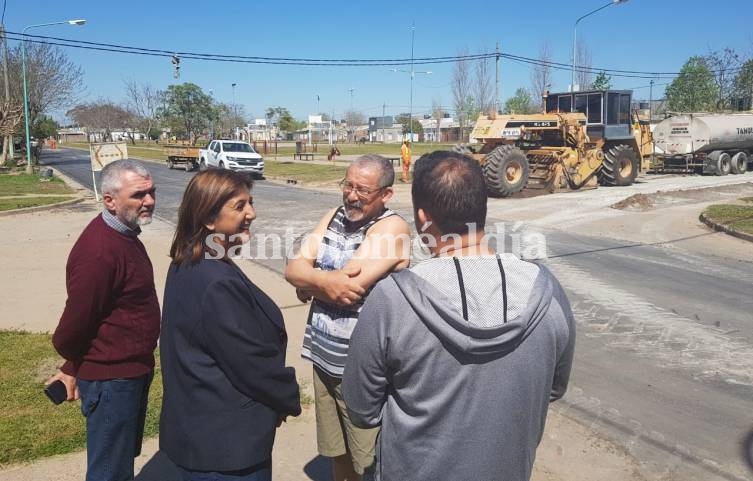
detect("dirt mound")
[612,193,654,211]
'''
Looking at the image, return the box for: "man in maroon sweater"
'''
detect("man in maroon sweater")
[47,159,159,481]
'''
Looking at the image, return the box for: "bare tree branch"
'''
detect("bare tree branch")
[474,47,493,115]
[124,79,163,141]
[9,42,83,127]
[706,47,741,109]
[530,42,552,111]
[575,40,593,90]
[452,48,472,141]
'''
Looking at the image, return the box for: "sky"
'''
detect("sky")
[5,0,753,123]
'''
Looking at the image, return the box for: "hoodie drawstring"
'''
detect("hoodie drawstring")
[453,255,508,324]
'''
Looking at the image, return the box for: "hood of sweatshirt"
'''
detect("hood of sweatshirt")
[391,255,553,358]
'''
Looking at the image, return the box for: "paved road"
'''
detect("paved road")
[43,148,753,480]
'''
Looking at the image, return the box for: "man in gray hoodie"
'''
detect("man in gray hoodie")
[343,150,576,481]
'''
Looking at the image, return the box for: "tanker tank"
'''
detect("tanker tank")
[653,113,753,175]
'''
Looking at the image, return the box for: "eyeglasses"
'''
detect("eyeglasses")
[338,180,385,198]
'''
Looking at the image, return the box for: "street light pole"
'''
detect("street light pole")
[208,89,215,140]
[231,83,237,139]
[571,0,628,110]
[392,23,431,143]
[22,19,85,173]
[348,88,354,142]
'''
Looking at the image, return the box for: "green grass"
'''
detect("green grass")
[0,196,75,211]
[62,141,458,158]
[0,330,162,467]
[0,173,73,196]
[265,161,346,183]
[703,203,753,235]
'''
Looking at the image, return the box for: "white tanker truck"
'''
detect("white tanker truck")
[653,113,753,175]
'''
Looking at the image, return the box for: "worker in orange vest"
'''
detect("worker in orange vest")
[400,140,411,183]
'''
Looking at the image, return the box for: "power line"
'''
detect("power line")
[5,31,495,66]
[5,30,749,79]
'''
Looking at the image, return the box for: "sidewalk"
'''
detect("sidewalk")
[0,193,644,481]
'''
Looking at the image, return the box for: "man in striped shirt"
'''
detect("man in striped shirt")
[285,154,410,481]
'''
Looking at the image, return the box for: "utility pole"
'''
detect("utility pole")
[348,88,354,142]
[231,83,237,139]
[649,79,654,121]
[495,42,500,114]
[382,102,386,143]
[0,25,12,164]
[330,107,334,145]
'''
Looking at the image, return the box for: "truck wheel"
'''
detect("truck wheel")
[600,144,638,186]
[483,145,529,197]
[716,152,731,175]
[730,152,747,175]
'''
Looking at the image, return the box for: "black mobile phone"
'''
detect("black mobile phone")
[44,380,68,405]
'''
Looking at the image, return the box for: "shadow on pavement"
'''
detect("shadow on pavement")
[743,427,753,475]
[303,455,332,481]
[135,452,333,481]
[135,451,181,481]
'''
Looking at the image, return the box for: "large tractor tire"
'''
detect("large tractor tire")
[483,145,529,197]
[600,144,639,186]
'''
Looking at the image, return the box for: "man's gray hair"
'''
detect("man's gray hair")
[100,159,152,194]
[351,154,395,188]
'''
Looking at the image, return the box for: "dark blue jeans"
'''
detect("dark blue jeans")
[177,459,272,481]
[77,372,153,481]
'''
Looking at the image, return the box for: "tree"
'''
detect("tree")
[575,40,593,90]
[592,71,611,90]
[215,102,248,138]
[665,56,719,112]
[432,98,445,143]
[452,48,473,141]
[344,110,365,128]
[733,59,753,110]
[67,101,134,142]
[395,113,423,137]
[123,80,162,144]
[265,106,302,133]
[8,42,83,130]
[31,115,59,139]
[530,42,553,111]
[474,47,493,114]
[705,47,740,110]
[160,83,214,144]
[503,88,534,114]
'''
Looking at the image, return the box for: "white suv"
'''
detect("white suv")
[199,140,264,178]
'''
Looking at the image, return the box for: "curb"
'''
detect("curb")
[0,196,85,217]
[0,164,90,217]
[699,212,753,243]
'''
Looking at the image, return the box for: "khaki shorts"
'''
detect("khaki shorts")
[313,366,378,474]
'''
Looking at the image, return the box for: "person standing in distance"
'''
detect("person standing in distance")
[400,140,412,183]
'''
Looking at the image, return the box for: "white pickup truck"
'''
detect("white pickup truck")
[199,140,264,178]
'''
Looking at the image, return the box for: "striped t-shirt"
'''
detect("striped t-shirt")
[302,206,398,378]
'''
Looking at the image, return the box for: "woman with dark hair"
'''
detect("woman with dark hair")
[159,169,301,481]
